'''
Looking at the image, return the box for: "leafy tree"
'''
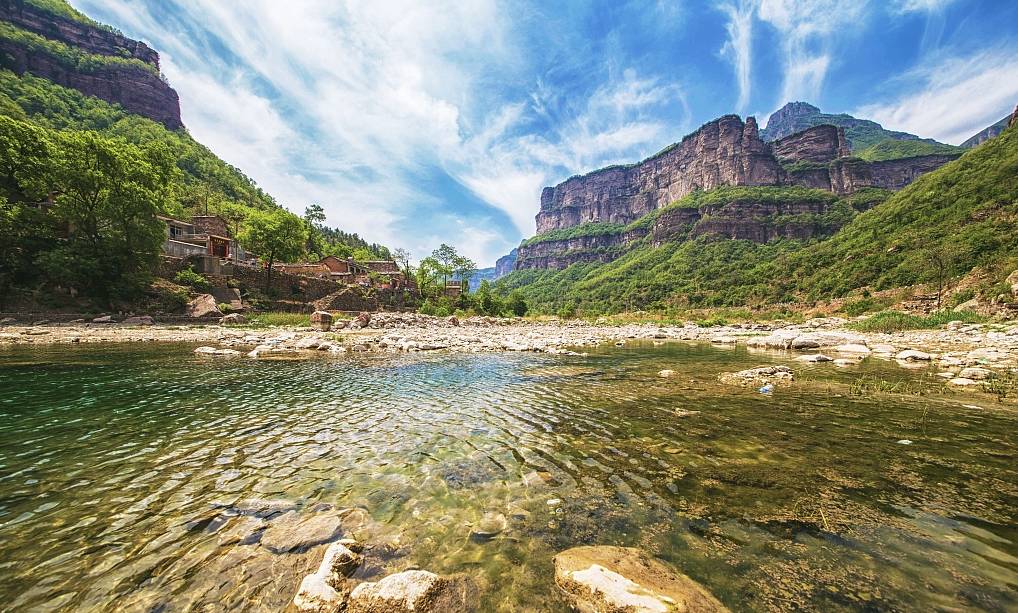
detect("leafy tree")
[303,203,327,259]
[239,208,307,289]
[506,290,528,316]
[453,254,477,293]
[415,256,443,298]
[431,243,458,287]
[0,115,51,202]
[37,130,174,300]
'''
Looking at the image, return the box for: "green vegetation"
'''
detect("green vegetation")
[503,124,1018,315]
[0,115,173,301]
[22,0,104,28]
[854,139,961,162]
[846,310,985,333]
[246,312,311,328]
[173,266,211,293]
[521,222,626,247]
[0,22,156,75]
[239,208,308,289]
[626,185,837,231]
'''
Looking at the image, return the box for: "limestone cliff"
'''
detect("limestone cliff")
[0,0,182,129]
[536,116,781,233]
[518,112,961,272]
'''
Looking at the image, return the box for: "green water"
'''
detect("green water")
[0,342,1015,612]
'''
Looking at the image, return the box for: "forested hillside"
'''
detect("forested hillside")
[0,0,390,307]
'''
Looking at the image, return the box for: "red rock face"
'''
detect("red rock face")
[0,0,182,129]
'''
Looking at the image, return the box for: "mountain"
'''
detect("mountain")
[961,109,1014,147]
[462,249,517,288]
[519,113,957,273]
[501,119,1017,314]
[760,101,961,160]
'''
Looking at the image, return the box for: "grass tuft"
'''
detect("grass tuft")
[846,310,985,333]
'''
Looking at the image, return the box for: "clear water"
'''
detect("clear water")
[0,342,1015,612]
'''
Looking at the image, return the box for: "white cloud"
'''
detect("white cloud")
[756,0,868,106]
[891,0,957,13]
[854,47,1018,145]
[717,0,755,112]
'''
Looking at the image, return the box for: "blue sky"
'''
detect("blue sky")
[70,0,1018,266]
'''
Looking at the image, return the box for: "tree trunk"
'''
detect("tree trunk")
[265,251,275,291]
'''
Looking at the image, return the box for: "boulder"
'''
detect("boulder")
[833,344,870,354]
[260,512,344,554]
[293,541,362,612]
[554,546,728,613]
[895,349,932,361]
[352,312,372,329]
[1007,269,1018,296]
[186,294,222,319]
[953,298,980,313]
[310,311,334,332]
[92,315,113,323]
[658,370,675,378]
[221,313,247,325]
[0,317,16,325]
[448,315,460,327]
[122,315,154,325]
[958,367,994,381]
[347,570,475,613]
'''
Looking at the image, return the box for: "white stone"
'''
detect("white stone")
[795,354,833,362]
[895,349,932,361]
[834,343,870,354]
[958,367,994,381]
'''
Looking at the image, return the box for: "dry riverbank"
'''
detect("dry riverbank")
[2,312,1017,377]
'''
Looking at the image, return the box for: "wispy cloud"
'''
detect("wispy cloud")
[855,46,1018,144]
[717,0,755,112]
[756,0,868,107]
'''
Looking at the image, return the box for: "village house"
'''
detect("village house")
[274,256,413,290]
[159,215,251,263]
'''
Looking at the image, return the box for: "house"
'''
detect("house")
[444,280,462,298]
[159,215,250,262]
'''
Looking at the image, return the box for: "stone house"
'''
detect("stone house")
[159,214,250,262]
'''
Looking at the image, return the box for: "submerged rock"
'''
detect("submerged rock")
[718,365,793,386]
[469,512,508,541]
[347,570,475,613]
[795,354,832,363]
[260,512,344,553]
[554,546,728,613]
[194,346,241,356]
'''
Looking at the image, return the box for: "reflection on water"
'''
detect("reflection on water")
[0,342,1015,611]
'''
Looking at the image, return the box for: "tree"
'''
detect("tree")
[239,208,308,289]
[0,116,51,203]
[303,203,327,259]
[506,290,528,316]
[415,256,443,299]
[393,247,413,279]
[38,131,174,300]
[431,243,458,287]
[453,254,477,293]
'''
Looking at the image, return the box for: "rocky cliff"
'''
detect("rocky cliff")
[536,116,781,233]
[518,111,962,272]
[494,249,517,278]
[0,0,182,129]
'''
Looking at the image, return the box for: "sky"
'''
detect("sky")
[70,0,1018,266]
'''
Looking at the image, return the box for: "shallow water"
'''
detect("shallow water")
[0,342,1015,612]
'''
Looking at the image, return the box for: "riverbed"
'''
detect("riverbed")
[0,341,1015,611]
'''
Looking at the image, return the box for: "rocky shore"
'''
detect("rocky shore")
[2,313,1017,370]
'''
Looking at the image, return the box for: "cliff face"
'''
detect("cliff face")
[771,124,849,164]
[494,249,517,278]
[0,0,182,129]
[517,195,845,271]
[517,112,962,273]
[536,116,781,233]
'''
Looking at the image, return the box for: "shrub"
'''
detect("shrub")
[847,310,985,333]
[174,266,211,293]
